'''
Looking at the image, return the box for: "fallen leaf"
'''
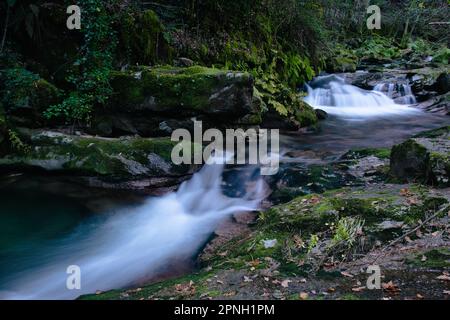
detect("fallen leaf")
[352,286,365,292]
[436,274,450,281]
[443,290,450,295]
[299,292,309,300]
[400,188,412,197]
[421,255,427,262]
[382,281,401,295]
[341,271,354,278]
[243,276,253,282]
[281,280,291,288]
[416,294,424,299]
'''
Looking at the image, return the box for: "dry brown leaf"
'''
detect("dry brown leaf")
[352,286,365,292]
[382,281,401,294]
[299,292,309,300]
[281,280,291,288]
[400,188,412,197]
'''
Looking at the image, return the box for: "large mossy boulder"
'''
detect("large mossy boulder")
[0,129,195,184]
[99,66,257,136]
[390,126,450,187]
[0,68,60,127]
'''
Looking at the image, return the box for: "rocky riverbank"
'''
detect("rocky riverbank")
[80,125,449,300]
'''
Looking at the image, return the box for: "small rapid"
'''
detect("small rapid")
[304,75,420,119]
[0,160,265,299]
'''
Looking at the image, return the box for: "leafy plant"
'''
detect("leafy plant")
[0,67,39,109]
[331,217,364,248]
[45,0,117,124]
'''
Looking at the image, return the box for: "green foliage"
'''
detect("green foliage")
[119,9,172,65]
[0,68,39,109]
[45,0,117,123]
[355,36,401,60]
[331,217,364,247]
[7,129,30,154]
[433,47,450,64]
[307,234,319,253]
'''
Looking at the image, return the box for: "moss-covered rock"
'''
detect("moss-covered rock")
[110,66,254,115]
[0,129,195,181]
[102,66,260,136]
[0,67,61,127]
[390,126,450,187]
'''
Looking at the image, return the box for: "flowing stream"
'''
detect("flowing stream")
[0,73,448,299]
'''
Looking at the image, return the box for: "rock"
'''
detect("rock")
[174,57,194,67]
[0,129,197,186]
[416,92,450,115]
[377,220,404,231]
[103,66,258,136]
[390,126,450,187]
[435,72,450,94]
[262,239,277,248]
[409,68,449,94]
[6,77,60,127]
[315,109,328,120]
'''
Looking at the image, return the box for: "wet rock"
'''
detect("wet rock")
[0,129,197,186]
[174,57,194,67]
[390,126,450,187]
[315,109,328,120]
[416,92,450,115]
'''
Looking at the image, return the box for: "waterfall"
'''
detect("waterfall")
[399,84,417,104]
[0,159,266,300]
[373,82,417,104]
[304,75,419,119]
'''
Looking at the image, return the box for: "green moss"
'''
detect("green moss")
[0,130,185,179]
[294,100,318,127]
[79,271,214,300]
[343,148,391,160]
[406,248,450,268]
[110,66,253,114]
[413,126,449,139]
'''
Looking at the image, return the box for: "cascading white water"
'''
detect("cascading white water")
[304,75,419,119]
[373,82,417,104]
[399,84,417,104]
[0,159,265,300]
